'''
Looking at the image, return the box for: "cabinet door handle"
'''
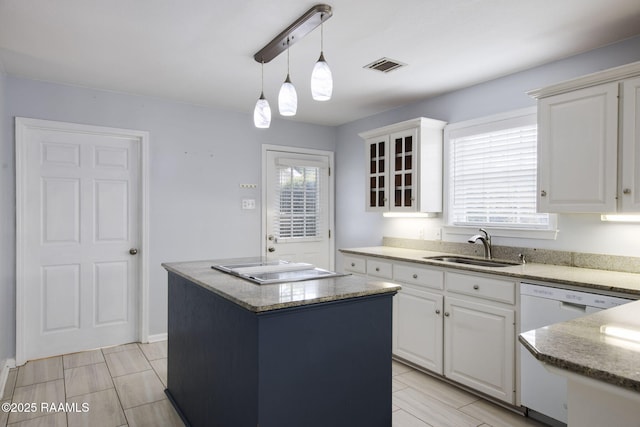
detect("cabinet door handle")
[435,309,441,315]
[623,188,632,195]
[473,284,479,290]
[540,190,547,197]
[444,312,450,317]
[412,273,418,279]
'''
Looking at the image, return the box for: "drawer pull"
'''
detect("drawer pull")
[435,309,441,315]
[473,285,479,290]
[444,312,450,317]
[351,262,355,267]
[412,273,418,279]
[375,267,380,272]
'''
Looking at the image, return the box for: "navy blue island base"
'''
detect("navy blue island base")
[165,271,395,427]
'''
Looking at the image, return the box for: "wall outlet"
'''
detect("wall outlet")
[241,199,256,210]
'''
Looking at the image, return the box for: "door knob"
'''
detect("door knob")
[129,248,138,255]
[268,247,276,253]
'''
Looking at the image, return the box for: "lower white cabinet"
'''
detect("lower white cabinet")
[342,253,517,404]
[393,284,444,373]
[443,296,515,403]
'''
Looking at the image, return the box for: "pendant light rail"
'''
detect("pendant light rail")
[253,4,333,64]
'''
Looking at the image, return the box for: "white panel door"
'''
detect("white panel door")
[17,119,143,363]
[264,150,332,270]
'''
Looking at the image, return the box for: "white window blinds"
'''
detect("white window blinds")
[273,158,327,240]
[447,111,550,229]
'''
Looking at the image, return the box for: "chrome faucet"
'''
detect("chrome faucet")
[468,228,492,259]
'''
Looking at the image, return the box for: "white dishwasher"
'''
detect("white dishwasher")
[519,283,633,425]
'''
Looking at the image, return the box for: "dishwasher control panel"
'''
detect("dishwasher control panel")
[520,283,632,310]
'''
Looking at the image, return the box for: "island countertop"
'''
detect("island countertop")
[162,258,400,313]
[519,300,640,392]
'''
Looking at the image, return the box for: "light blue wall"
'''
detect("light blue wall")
[2,77,337,358]
[335,35,640,262]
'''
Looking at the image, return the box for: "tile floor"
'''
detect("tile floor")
[1,343,548,427]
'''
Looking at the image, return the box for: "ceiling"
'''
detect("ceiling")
[1,0,640,126]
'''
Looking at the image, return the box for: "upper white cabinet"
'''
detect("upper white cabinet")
[621,76,640,211]
[359,117,447,213]
[530,61,640,213]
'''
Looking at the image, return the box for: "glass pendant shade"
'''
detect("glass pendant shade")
[311,52,332,101]
[278,74,297,116]
[253,92,271,128]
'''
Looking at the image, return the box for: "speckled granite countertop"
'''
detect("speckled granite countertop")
[162,258,401,313]
[340,247,640,296]
[519,301,640,392]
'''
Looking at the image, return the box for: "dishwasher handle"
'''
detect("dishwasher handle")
[560,301,587,312]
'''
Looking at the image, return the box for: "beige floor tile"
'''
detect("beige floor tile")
[2,368,18,400]
[138,342,167,361]
[393,387,482,427]
[64,363,113,398]
[8,379,65,424]
[459,399,547,427]
[395,369,478,409]
[104,349,151,378]
[63,350,105,370]
[15,357,63,388]
[124,399,184,427]
[149,359,167,387]
[392,360,414,376]
[392,377,409,393]
[1,399,9,426]
[101,343,139,355]
[113,370,165,409]
[392,408,433,427]
[67,388,126,427]
[6,412,67,427]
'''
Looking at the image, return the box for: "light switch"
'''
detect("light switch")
[242,199,256,210]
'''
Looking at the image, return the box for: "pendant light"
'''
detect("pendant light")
[278,40,297,116]
[253,60,271,128]
[311,18,332,101]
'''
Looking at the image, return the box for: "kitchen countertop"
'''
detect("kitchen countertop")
[519,300,640,392]
[340,246,640,296]
[162,257,401,313]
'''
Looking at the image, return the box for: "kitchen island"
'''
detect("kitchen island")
[162,258,400,427]
[520,300,640,427]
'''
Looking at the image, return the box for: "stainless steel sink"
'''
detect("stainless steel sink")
[423,255,520,267]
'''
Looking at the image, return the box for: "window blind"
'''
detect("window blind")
[448,113,549,229]
[273,162,327,240]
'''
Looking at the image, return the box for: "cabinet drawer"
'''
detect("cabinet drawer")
[343,255,366,274]
[367,259,393,279]
[394,263,443,290]
[445,272,515,304]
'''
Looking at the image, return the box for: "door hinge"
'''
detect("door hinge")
[328,229,331,239]
[328,167,331,176]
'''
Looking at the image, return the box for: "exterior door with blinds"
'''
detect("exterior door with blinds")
[264,149,332,270]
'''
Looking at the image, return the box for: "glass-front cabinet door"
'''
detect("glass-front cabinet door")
[391,129,417,211]
[366,136,389,211]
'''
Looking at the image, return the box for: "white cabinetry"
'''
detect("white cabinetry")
[392,263,444,373]
[530,61,640,213]
[621,76,640,211]
[443,272,515,403]
[341,252,516,404]
[359,118,447,213]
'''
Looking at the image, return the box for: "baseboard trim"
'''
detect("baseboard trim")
[147,333,167,343]
[0,358,17,400]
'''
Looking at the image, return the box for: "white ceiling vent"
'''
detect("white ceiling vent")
[364,57,407,73]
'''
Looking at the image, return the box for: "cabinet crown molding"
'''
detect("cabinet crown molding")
[358,117,447,139]
[528,61,640,99]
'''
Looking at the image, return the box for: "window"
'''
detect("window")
[273,158,327,241]
[446,108,551,230]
